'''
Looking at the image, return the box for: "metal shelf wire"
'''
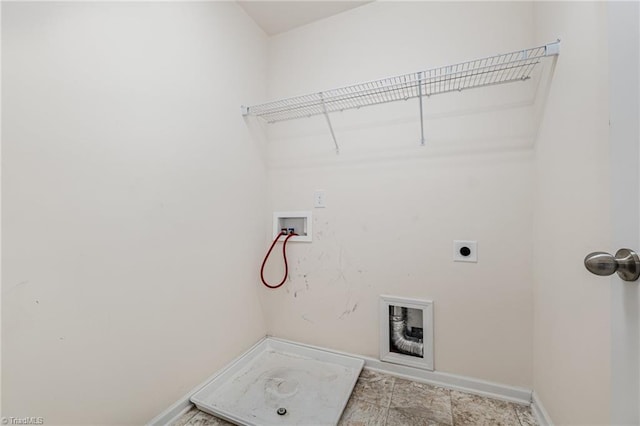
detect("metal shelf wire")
[242,41,560,152]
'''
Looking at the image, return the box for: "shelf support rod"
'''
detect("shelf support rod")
[320,92,340,154]
[417,72,426,146]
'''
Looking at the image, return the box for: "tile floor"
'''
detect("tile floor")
[172,369,537,426]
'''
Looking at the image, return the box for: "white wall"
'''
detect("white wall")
[2,3,268,424]
[257,2,537,388]
[532,2,612,424]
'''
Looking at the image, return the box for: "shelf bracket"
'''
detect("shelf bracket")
[417,72,426,146]
[320,93,340,154]
[544,39,561,56]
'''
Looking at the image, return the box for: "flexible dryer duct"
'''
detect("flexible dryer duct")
[390,306,423,357]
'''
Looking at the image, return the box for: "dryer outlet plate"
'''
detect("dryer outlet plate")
[453,240,477,262]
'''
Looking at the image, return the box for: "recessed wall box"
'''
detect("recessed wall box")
[273,211,312,242]
[379,295,434,371]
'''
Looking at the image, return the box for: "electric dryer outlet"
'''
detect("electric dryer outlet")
[453,240,477,262]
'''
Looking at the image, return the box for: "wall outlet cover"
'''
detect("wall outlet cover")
[314,190,326,208]
[453,240,477,262]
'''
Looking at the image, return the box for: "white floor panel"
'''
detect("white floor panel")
[191,338,364,426]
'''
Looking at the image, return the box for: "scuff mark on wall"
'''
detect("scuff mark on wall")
[338,302,359,319]
[3,280,30,295]
[330,245,351,286]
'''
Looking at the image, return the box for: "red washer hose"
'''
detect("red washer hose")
[260,231,297,289]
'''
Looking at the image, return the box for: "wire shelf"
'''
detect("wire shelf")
[243,42,559,124]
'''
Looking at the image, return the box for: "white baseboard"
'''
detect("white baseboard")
[363,359,532,405]
[269,337,533,406]
[148,403,193,426]
[148,335,534,425]
[532,391,554,426]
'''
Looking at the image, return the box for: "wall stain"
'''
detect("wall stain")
[339,302,359,319]
[330,245,350,286]
[4,280,29,296]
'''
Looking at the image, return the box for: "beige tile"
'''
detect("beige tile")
[351,369,396,407]
[185,411,233,426]
[387,406,453,426]
[389,379,453,425]
[170,406,199,426]
[515,404,538,426]
[339,397,388,426]
[450,391,521,426]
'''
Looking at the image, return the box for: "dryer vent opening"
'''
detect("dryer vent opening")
[379,296,433,370]
[388,305,424,358]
